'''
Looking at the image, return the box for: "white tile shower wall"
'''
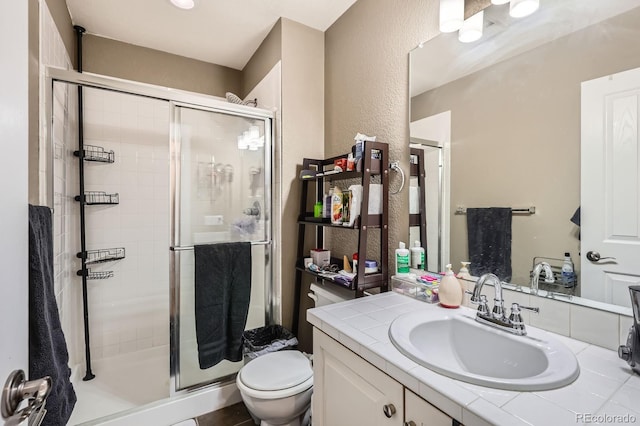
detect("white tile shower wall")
[80,88,171,360]
[40,2,83,366]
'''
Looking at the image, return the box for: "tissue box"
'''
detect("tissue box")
[311,249,330,267]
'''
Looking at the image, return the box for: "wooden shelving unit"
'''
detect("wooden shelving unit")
[292,141,389,334]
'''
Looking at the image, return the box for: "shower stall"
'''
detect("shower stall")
[45,68,274,425]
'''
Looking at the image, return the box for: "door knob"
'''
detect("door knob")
[382,403,396,418]
[586,251,616,262]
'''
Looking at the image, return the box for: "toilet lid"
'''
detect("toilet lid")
[240,351,312,391]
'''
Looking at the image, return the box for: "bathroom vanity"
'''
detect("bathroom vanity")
[308,292,640,426]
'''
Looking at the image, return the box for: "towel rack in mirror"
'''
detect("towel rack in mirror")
[455,206,536,215]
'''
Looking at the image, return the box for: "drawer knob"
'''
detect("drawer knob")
[383,403,396,418]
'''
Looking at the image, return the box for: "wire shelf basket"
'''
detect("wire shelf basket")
[79,248,126,265]
[77,269,114,280]
[74,145,115,163]
[75,191,119,205]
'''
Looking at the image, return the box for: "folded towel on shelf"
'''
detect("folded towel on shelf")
[194,242,252,369]
[466,207,512,282]
[28,205,77,426]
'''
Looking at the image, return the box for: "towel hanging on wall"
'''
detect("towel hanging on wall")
[466,207,512,282]
[194,242,252,369]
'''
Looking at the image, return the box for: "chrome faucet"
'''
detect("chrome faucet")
[467,273,539,336]
[531,262,555,295]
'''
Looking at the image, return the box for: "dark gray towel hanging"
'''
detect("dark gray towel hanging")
[466,207,512,282]
[194,242,252,369]
[28,205,77,426]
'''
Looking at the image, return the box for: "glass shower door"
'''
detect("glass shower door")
[171,104,271,391]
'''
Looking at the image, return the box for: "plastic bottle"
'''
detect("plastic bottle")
[410,241,425,270]
[323,191,332,219]
[331,186,343,224]
[561,252,575,287]
[438,264,463,308]
[395,242,410,276]
[313,201,322,218]
[458,261,472,280]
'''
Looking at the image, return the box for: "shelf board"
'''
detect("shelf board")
[409,214,423,227]
[298,215,382,229]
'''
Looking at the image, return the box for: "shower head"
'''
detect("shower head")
[225,92,257,107]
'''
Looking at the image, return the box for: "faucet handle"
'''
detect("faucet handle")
[512,303,540,314]
[476,295,490,315]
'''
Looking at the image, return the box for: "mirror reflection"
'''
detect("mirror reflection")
[409,0,640,310]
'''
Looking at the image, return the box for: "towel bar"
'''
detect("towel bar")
[170,241,272,251]
[455,206,535,215]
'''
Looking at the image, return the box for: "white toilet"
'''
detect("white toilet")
[236,350,313,426]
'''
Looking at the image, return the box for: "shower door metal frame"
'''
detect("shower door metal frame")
[44,67,275,398]
[170,102,273,393]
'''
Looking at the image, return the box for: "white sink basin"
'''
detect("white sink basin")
[389,310,580,391]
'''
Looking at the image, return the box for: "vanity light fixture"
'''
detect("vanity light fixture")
[170,0,194,10]
[439,0,465,33]
[458,10,484,43]
[509,0,539,18]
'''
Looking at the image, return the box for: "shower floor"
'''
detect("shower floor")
[68,345,170,425]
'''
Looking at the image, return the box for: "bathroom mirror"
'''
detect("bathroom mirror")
[409,0,640,311]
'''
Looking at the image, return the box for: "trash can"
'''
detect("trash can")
[242,325,298,362]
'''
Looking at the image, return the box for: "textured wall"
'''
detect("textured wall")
[280,19,324,350]
[324,0,439,272]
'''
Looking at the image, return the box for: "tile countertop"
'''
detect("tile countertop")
[307,292,640,426]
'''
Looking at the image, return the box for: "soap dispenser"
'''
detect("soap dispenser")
[458,261,472,280]
[438,264,463,308]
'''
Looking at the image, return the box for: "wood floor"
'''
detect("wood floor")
[195,402,255,426]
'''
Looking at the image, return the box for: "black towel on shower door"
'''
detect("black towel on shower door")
[28,205,77,426]
[466,207,512,282]
[194,242,252,369]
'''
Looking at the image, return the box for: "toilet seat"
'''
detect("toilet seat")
[237,351,313,400]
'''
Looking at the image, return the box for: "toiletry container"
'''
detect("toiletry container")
[331,186,343,225]
[458,261,472,280]
[322,191,332,219]
[561,252,575,287]
[410,241,425,270]
[438,264,463,308]
[395,242,410,276]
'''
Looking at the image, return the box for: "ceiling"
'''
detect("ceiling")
[410,0,640,97]
[65,0,357,70]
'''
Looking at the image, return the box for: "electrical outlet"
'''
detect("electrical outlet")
[204,215,224,226]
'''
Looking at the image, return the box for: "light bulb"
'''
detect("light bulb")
[458,11,484,43]
[439,0,465,33]
[170,0,194,9]
[509,0,539,18]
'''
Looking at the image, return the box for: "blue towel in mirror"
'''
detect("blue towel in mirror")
[466,207,512,282]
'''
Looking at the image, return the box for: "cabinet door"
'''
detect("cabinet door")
[405,389,453,426]
[313,328,404,426]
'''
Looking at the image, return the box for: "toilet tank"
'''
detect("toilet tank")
[308,283,354,307]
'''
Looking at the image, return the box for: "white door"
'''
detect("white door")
[581,66,640,308]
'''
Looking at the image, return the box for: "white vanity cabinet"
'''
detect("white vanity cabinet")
[405,389,454,426]
[313,328,456,426]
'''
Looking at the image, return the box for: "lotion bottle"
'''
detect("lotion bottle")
[395,242,410,276]
[410,241,425,270]
[438,264,463,308]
